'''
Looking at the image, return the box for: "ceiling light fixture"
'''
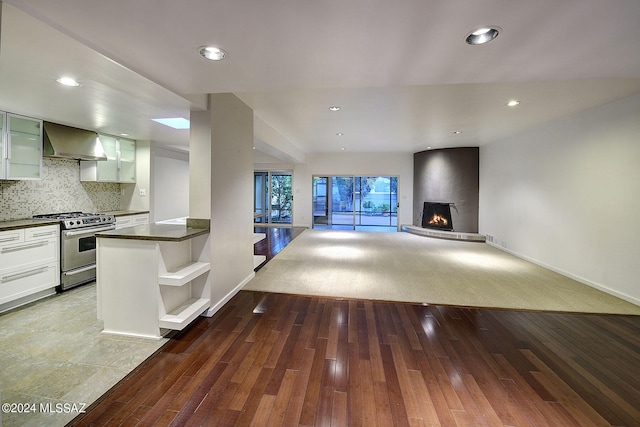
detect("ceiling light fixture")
[506,100,521,107]
[56,77,80,87]
[465,26,501,45]
[336,132,343,136]
[199,46,227,61]
[453,131,462,134]
[329,106,341,111]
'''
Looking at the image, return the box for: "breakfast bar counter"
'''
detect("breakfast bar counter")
[96,223,209,242]
[96,224,211,339]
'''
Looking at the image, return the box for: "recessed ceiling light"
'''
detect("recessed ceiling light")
[453,131,462,134]
[120,133,129,137]
[199,46,227,61]
[506,100,521,107]
[329,106,341,111]
[56,77,80,87]
[465,26,501,45]
[152,118,190,129]
[336,132,343,136]
[341,147,345,151]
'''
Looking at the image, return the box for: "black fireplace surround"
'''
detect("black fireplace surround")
[422,202,454,231]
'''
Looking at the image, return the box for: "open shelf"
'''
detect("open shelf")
[159,297,210,330]
[253,232,266,244]
[158,261,210,286]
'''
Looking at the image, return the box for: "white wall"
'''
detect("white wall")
[199,94,255,314]
[291,152,413,228]
[150,147,189,222]
[480,93,640,305]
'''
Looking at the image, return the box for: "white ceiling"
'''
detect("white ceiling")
[2,0,640,159]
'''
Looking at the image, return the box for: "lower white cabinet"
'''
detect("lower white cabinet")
[0,225,59,310]
[115,213,149,229]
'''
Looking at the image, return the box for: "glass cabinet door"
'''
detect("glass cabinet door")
[96,134,119,181]
[118,138,136,183]
[0,112,5,178]
[7,114,42,179]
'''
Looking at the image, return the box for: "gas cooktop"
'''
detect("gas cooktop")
[33,212,115,229]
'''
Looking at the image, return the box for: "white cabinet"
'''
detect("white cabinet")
[1,112,43,180]
[97,228,210,339]
[115,213,150,229]
[80,135,136,183]
[0,225,59,311]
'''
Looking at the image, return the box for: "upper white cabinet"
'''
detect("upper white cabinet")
[80,135,136,183]
[0,112,4,178]
[1,113,43,180]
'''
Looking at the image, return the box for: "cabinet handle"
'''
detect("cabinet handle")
[1,266,49,283]
[31,231,56,237]
[0,236,20,243]
[1,241,48,253]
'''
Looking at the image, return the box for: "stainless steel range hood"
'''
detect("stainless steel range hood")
[43,122,107,161]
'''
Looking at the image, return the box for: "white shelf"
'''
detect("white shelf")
[158,262,210,286]
[253,255,266,269]
[159,297,210,330]
[253,233,266,244]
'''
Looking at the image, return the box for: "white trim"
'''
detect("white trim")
[203,272,256,317]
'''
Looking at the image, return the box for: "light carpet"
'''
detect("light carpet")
[245,229,640,315]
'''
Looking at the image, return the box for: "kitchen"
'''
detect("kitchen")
[0,119,190,313]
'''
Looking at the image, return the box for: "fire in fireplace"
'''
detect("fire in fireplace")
[422,202,454,231]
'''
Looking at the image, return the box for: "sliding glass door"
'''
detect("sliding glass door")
[254,171,293,224]
[313,175,398,231]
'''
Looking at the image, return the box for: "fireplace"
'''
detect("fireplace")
[422,202,453,231]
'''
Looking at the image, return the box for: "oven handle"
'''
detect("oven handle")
[64,264,96,276]
[63,225,116,237]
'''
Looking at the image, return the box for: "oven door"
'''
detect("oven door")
[61,225,115,272]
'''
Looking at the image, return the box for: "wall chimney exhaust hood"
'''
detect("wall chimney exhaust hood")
[43,122,107,161]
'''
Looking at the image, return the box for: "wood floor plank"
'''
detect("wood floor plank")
[282,348,316,426]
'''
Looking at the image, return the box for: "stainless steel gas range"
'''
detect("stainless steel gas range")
[33,212,115,291]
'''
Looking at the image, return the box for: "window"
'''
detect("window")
[313,175,398,231]
[254,171,293,224]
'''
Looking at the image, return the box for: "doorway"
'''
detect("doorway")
[312,175,398,231]
[254,171,293,225]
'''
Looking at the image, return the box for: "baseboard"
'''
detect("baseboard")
[203,271,256,317]
[486,241,640,307]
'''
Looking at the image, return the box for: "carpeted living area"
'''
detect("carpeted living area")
[245,229,640,315]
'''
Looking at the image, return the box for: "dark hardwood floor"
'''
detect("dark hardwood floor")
[70,229,640,426]
[253,226,306,270]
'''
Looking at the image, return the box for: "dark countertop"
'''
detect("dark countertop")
[96,223,209,242]
[99,210,150,217]
[0,219,60,232]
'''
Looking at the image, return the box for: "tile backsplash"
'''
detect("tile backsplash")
[0,158,121,220]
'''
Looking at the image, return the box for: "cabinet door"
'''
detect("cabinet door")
[0,112,5,178]
[7,114,42,180]
[118,138,136,183]
[97,134,119,181]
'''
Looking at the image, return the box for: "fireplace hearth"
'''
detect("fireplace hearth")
[422,202,453,231]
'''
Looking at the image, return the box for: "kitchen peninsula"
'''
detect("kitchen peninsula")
[96,223,210,339]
